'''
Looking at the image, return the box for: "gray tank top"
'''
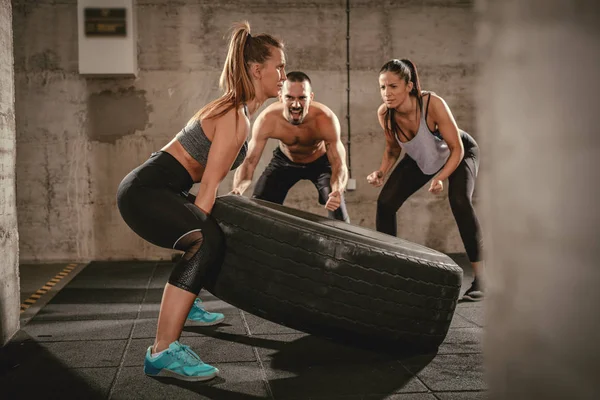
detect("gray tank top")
[394,94,450,175]
[175,105,248,170]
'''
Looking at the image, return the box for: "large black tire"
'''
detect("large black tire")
[206,195,463,352]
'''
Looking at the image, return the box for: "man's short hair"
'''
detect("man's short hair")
[286,71,312,85]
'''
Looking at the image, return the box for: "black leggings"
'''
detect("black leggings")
[252,147,350,222]
[116,151,225,295]
[376,131,483,262]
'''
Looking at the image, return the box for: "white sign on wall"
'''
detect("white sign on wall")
[77,0,137,76]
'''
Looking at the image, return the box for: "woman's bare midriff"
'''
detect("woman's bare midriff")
[161,138,205,183]
[160,105,246,183]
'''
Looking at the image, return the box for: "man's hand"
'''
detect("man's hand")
[229,188,243,195]
[325,190,342,211]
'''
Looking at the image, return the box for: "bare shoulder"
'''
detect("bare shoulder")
[224,104,248,124]
[311,101,335,117]
[425,92,449,113]
[201,104,247,140]
[312,101,340,127]
[252,102,281,139]
[312,102,341,137]
[377,104,389,130]
[220,106,250,136]
[202,102,245,123]
[259,102,284,123]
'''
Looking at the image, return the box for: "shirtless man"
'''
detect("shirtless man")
[232,71,350,222]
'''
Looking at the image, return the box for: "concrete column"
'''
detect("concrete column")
[478,0,600,398]
[0,0,20,346]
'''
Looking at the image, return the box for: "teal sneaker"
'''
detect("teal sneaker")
[144,341,219,381]
[187,298,225,326]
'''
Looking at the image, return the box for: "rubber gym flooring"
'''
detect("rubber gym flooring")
[1,254,485,400]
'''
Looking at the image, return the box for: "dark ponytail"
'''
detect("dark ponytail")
[400,59,422,101]
[379,58,423,140]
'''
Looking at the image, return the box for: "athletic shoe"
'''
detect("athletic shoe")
[460,277,484,302]
[187,298,225,326]
[144,341,219,381]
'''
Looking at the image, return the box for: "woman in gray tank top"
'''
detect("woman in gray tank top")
[367,59,484,302]
[117,22,287,381]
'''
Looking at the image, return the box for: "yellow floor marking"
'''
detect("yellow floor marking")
[20,263,79,314]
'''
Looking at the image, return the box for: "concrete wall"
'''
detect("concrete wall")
[479,0,600,398]
[1,0,20,345]
[13,0,477,261]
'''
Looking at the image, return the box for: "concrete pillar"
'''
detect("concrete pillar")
[478,0,600,398]
[0,0,20,346]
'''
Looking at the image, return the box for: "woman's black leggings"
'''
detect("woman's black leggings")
[376,131,483,262]
[116,151,225,295]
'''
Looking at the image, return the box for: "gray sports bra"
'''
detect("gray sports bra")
[175,105,248,170]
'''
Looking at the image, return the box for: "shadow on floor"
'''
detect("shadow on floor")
[162,325,438,399]
[0,334,113,399]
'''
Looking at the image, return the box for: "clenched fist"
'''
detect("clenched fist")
[429,179,443,194]
[366,170,384,187]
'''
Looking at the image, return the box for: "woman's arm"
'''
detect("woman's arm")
[429,94,464,185]
[232,111,271,195]
[376,103,402,176]
[195,107,249,214]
